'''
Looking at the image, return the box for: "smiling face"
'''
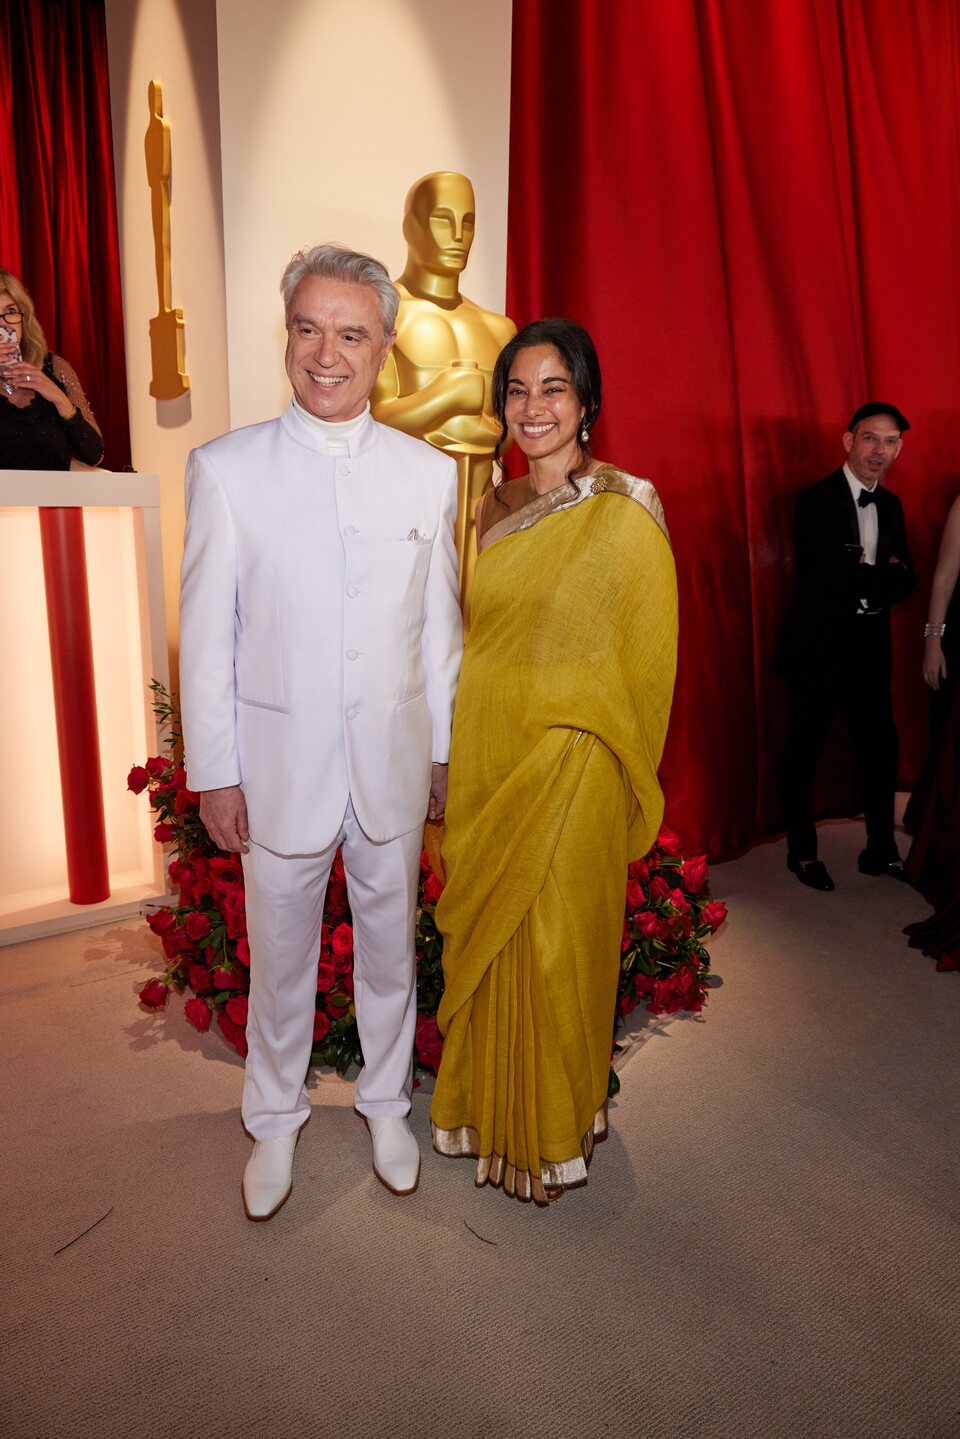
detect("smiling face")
[503,344,585,461]
[842,414,903,486]
[284,275,395,422]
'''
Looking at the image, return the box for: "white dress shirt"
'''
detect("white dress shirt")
[843,462,879,613]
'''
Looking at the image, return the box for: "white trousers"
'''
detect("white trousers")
[240,798,422,1140]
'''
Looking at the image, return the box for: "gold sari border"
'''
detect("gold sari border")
[480,466,670,554]
[431,1103,608,1207]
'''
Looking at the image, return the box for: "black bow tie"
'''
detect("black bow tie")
[857,489,878,508]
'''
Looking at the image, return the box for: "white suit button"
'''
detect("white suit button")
[343,525,358,538]
[347,649,359,661]
[339,464,351,477]
[346,705,360,720]
[346,585,359,598]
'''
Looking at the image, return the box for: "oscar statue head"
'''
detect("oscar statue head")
[402,172,476,279]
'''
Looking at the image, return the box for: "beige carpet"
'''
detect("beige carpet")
[1,816,958,1439]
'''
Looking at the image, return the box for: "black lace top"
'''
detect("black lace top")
[0,352,104,469]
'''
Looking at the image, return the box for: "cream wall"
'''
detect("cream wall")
[105,0,231,675]
[105,0,513,653]
[215,0,514,428]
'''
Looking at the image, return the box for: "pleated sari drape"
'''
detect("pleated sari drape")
[431,468,678,1203]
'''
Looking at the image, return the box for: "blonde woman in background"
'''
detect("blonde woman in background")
[0,269,103,469]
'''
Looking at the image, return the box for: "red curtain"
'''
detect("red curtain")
[0,0,130,468]
[507,0,960,859]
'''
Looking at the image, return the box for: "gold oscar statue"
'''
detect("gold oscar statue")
[145,79,189,400]
[371,172,515,624]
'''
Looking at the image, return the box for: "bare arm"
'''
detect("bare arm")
[923,495,960,689]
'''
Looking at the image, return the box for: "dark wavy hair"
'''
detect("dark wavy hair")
[491,317,603,486]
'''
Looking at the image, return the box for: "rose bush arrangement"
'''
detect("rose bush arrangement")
[133,686,726,1083]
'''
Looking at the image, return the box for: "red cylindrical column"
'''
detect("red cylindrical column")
[38,507,110,904]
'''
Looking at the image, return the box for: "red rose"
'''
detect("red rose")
[668,887,691,914]
[652,975,676,1004]
[619,991,638,1016]
[170,764,187,789]
[153,822,176,843]
[217,1010,248,1057]
[313,1010,331,1043]
[338,970,355,998]
[422,872,444,905]
[628,858,649,884]
[656,826,683,856]
[320,922,331,950]
[145,756,167,779]
[331,852,345,885]
[138,978,168,1009]
[146,907,177,935]
[634,973,654,997]
[209,856,244,892]
[331,923,354,957]
[420,848,431,875]
[168,859,192,885]
[184,911,211,942]
[414,1014,444,1075]
[333,949,354,978]
[681,855,709,894]
[701,900,727,934]
[188,964,212,993]
[220,890,247,939]
[625,879,646,910]
[127,765,150,794]
[621,921,631,953]
[316,960,337,993]
[226,995,248,1027]
[161,929,185,960]
[235,938,251,967]
[325,877,349,917]
[174,788,201,815]
[212,966,234,990]
[648,876,671,902]
[635,910,662,939]
[184,996,212,1032]
[190,858,214,896]
[674,964,698,996]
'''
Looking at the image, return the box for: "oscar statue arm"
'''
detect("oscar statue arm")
[370,348,485,439]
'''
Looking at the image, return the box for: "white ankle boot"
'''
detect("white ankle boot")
[366,1115,420,1195]
[242,1132,298,1220]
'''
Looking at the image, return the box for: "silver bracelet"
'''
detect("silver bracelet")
[924,621,947,637]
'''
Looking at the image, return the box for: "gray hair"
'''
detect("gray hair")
[280,243,400,336]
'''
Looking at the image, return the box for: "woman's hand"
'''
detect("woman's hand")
[0,361,74,416]
[923,636,947,690]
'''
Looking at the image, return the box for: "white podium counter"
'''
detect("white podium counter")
[0,470,170,944]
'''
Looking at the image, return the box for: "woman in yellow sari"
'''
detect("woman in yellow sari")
[431,318,678,1204]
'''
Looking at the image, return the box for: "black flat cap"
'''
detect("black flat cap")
[848,401,910,433]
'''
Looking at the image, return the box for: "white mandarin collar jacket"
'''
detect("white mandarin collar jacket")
[179,402,463,855]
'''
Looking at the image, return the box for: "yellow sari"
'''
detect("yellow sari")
[431,467,678,1203]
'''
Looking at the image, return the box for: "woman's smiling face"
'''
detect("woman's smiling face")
[503,344,585,460]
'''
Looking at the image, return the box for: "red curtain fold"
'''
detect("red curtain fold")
[0,0,130,468]
[507,0,960,859]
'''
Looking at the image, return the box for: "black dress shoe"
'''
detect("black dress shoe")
[787,856,836,891]
[858,850,908,880]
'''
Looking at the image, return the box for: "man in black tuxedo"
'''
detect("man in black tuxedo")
[779,402,917,890]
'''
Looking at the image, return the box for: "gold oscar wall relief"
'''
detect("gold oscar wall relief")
[371,172,515,625]
[145,80,189,400]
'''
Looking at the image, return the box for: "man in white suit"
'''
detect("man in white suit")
[179,244,463,1219]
